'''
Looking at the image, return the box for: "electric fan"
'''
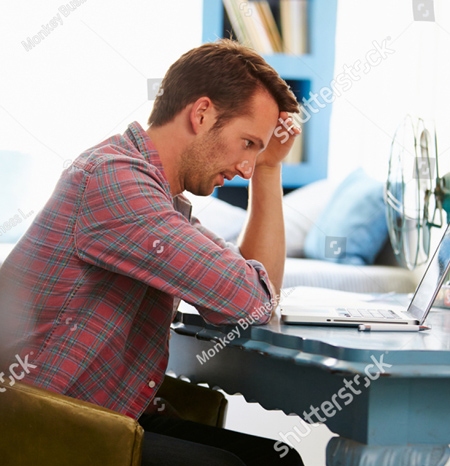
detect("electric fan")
[385,115,450,270]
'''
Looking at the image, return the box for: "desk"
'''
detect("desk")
[167,294,450,466]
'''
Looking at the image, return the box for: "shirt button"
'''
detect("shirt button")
[149,380,156,388]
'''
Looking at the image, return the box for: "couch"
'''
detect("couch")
[0,158,417,295]
[185,173,418,294]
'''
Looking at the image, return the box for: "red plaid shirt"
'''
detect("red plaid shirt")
[0,121,273,418]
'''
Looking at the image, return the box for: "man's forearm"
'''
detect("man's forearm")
[237,164,285,296]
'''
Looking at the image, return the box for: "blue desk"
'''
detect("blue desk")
[167,296,450,466]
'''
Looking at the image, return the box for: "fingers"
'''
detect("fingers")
[278,112,302,136]
[273,114,302,146]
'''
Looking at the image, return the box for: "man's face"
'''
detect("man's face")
[180,89,279,196]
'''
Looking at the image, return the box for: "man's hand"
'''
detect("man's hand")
[268,279,279,321]
[238,111,300,298]
[255,112,301,169]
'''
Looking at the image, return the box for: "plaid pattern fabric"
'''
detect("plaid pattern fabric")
[0,122,273,418]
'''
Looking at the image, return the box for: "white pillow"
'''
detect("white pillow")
[283,179,337,257]
[184,192,247,241]
[185,178,337,257]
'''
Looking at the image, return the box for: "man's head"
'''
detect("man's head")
[148,39,298,129]
[177,88,282,196]
[147,39,299,196]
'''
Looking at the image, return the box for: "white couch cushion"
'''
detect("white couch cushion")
[185,178,338,257]
[283,257,417,293]
[283,179,337,257]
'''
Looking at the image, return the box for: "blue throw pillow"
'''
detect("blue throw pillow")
[303,168,388,265]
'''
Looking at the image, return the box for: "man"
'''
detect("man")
[0,39,303,465]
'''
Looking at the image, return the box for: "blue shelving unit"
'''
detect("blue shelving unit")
[202,0,337,189]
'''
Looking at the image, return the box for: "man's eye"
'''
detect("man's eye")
[244,140,254,148]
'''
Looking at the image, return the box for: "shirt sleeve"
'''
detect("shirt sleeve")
[189,214,242,257]
[74,156,274,326]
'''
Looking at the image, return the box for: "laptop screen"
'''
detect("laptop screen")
[408,223,450,321]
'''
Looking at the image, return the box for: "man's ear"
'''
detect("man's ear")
[189,97,215,135]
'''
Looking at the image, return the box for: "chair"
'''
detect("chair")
[156,374,228,428]
[0,375,227,465]
[0,379,143,466]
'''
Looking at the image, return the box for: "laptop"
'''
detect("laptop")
[281,223,450,326]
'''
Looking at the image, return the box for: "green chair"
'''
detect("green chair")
[0,375,227,466]
[156,375,228,428]
[0,379,144,466]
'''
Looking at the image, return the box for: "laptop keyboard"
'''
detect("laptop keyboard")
[336,308,400,319]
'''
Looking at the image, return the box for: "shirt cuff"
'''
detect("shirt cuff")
[246,259,275,322]
[224,241,242,257]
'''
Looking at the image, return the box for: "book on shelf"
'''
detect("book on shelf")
[222,0,308,56]
[247,2,275,54]
[222,0,305,165]
[280,0,308,55]
[257,2,283,53]
[223,0,250,45]
[223,0,283,54]
[283,130,303,164]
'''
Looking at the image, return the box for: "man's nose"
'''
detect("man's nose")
[236,159,255,179]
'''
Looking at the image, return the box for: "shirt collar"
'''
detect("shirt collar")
[124,121,169,188]
[124,121,192,220]
[172,193,192,220]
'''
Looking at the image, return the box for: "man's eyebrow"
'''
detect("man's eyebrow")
[246,135,265,150]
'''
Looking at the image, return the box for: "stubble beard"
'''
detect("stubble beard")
[180,128,226,196]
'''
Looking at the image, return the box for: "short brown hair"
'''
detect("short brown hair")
[148,39,299,128]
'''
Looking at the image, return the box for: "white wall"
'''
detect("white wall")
[328,0,450,183]
[4,1,449,207]
[224,3,450,464]
[0,0,203,208]
[2,2,447,465]
[0,3,333,463]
